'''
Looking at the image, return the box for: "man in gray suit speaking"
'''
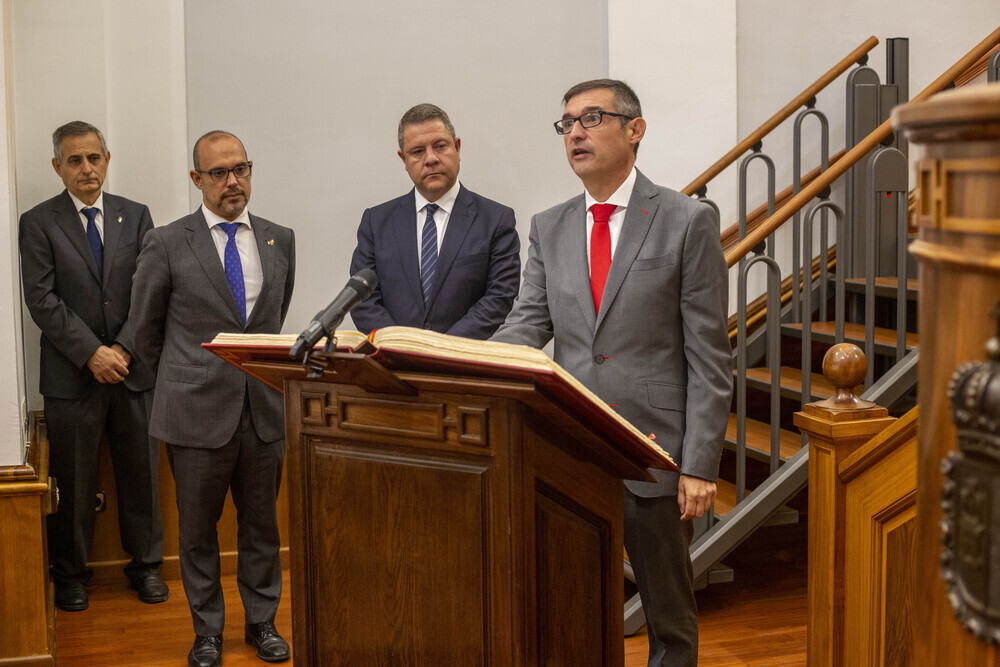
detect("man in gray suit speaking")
[492,80,732,666]
[19,121,166,613]
[131,131,295,667]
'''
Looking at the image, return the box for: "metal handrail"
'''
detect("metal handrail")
[724,25,1000,269]
[681,36,878,197]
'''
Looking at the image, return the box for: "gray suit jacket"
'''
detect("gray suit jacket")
[130,209,295,448]
[19,190,155,399]
[492,170,732,497]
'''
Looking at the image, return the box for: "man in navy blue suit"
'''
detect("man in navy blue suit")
[349,103,520,339]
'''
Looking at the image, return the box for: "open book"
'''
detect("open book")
[207,326,676,471]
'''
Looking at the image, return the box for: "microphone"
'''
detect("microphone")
[289,269,378,359]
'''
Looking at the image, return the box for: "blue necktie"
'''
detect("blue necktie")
[82,207,103,274]
[217,222,246,325]
[420,203,439,304]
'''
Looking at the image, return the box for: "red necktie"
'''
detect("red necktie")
[590,203,617,312]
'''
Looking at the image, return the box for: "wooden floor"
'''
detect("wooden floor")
[56,523,806,666]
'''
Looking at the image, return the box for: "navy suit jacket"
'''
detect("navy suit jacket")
[349,184,520,340]
[19,190,155,399]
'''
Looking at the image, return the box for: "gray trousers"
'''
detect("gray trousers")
[624,489,698,667]
[167,400,284,637]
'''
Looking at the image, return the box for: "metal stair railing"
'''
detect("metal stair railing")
[696,25,1000,582]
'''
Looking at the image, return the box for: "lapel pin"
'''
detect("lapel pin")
[117,216,123,223]
[640,209,650,215]
[267,239,274,245]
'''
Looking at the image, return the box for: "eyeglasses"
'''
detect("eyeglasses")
[553,110,634,135]
[197,162,252,182]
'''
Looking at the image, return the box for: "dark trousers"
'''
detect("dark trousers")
[624,489,698,667]
[167,401,284,637]
[44,385,163,584]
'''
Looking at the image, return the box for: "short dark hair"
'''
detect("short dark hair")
[52,121,108,162]
[397,103,456,150]
[562,79,643,155]
[192,130,247,170]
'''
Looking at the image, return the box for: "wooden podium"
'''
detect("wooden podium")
[207,340,674,666]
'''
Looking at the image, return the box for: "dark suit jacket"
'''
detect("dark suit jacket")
[130,209,295,448]
[493,171,732,497]
[19,190,155,399]
[349,184,520,339]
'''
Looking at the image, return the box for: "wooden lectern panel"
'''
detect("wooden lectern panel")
[287,378,624,666]
[305,439,493,664]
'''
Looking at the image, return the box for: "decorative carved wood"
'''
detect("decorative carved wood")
[895,83,1000,663]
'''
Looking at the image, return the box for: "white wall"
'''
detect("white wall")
[0,0,25,465]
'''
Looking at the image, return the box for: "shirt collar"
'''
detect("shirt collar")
[584,166,637,213]
[414,180,461,216]
[69,191,104,216]
[201,203,252,229]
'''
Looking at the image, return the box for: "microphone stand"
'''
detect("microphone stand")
[301,329,339,379]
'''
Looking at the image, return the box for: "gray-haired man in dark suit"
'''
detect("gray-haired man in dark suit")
[492,80,732,666]
[131,131,294,667]
[19,120,166,613]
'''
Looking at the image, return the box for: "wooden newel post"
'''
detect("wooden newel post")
[794,343,896,667]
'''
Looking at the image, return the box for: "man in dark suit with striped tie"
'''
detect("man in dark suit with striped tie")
[349,103,520,339]
[19,121,166,613]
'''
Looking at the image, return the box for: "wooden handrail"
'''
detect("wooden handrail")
[724,25,1000,268]
[681,36,878,197]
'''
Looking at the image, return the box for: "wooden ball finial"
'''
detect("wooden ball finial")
[816,343,874,410]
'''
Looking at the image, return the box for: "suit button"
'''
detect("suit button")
[103,299,110,305]
[594,355,604,364]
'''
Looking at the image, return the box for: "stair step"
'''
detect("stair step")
[783,321,918,353]
[712,479,745,517]
[725,413,801,462]
[843,276,919,299]
[742,366,864,401]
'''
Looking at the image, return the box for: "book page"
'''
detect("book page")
[210,330,368,350]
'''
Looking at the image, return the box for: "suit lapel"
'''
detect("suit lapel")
[560,195,597,333]
[596,171,659,331]
[185,211,244,327]
[102,195,124,285]
[426,184,473,309]
[52,191,102,283]
[392,191,423,306]
[247,214,275,327]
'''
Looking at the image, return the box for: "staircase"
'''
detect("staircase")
[623,27,1000,635]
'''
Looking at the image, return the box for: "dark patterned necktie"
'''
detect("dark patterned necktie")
[218,222,246,324]
[82,207,103,274]
[420,203,439,303]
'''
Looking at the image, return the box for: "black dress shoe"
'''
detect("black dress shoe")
[54,581,88,612]
[244,622,289,662]
[188,634,222,667]
[129,572,169,603]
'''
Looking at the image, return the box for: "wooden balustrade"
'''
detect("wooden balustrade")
[794,344,899,666]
